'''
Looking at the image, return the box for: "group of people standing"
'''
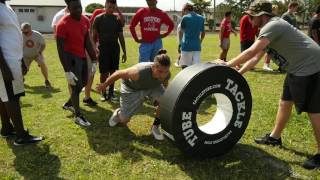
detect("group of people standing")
[0,0,320,170]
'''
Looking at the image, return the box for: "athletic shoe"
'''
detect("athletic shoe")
[109,108,120,127]
[14,132,44,146]
[0,131,16,138]
[254,133,282,146]
[263,64,273,71]
[174,61,181,68]
[108,94,118,102]
[100,93,107,102]
[302,154,320,169]
[45,80,51,88]
[151,125,164,141]
[83,97,97,106]
[62,102,75,113]
[75,116,91,127]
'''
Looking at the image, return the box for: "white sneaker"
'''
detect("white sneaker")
[109,108,120,127]
[174,61,181,68]
[151,125,164,141]
[75,116,91,127]
[263,64,273,71]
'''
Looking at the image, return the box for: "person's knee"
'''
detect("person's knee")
[279,100,293,109]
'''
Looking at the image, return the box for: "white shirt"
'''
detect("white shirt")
[51,7,68,28]
[0,3,23,61]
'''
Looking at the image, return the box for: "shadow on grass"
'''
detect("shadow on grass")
[24,84,61,99]
[6,140,63,180]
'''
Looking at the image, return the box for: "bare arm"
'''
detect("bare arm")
[312,29,319,44]
[219,26,224,42]
[39,44,46,54]
[200,31,205,43]
[238,51,265,74]
[119,32,127,62]
[85,32,97,62]
[227,38,270,67]
[56,37,72,72]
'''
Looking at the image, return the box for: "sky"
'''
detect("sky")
[82,0,223,11]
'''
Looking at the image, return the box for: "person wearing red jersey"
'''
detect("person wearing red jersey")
[240,15,259,52]
[56,0,97,127]
[129,0,174,62]
[219,11,237,61]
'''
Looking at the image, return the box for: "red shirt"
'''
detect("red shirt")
[240,15,259,43]
[220,18,232,38]
[56,15,90,58]
[129,7,174,43]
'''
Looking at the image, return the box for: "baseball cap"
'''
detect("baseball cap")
[245,0,275,17]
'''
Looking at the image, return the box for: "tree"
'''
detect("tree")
[85,3,104,13]
[190,0,212,15]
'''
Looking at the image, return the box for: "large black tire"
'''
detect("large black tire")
[160,63,252,158]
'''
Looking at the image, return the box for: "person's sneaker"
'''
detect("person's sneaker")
[45,80,51,88]
[254,133,282,146]
[14,132,44,146]
[0,131,16,138]
[75,115,91,127]
[109,108,120,127]
[302,154,320,170]
[100,93,107,102]
[62,102,75,113]
[108,94,118,102]
[174,61,181,68]
[83,97,97,106]
[151,125,164,141]
[263,64,273,71]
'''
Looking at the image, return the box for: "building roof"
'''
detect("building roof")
[8,0,66,7]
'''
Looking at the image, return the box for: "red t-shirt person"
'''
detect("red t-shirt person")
[56,15,90,58]
[220,18,232,38]
[240,15,258,43]
[129,7,174,43]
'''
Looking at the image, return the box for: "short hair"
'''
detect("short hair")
[21,22,31,29]
[154,49,171,67]
[288,1,299,8]
[225,11,232,17]
[316,5,320,14]
[106,0,117,3]
[183,3,193,12]
[64,0,79,5]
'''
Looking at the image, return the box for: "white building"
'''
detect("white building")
[8,0,65,33]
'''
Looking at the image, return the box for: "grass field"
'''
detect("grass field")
[0,34,319,179]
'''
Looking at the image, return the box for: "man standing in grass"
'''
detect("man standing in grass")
[219,11,237,61]
[56,0,97,127]
[97,50,170,141]
[281,1,299,28]
[179,3,205,69]
[129,0,174,62]
[92,0,127,102]
[309,5,320,45]
[21,22,51,88]
[222,0,320,169]
[0,0,43,145]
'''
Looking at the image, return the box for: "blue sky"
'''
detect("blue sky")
[82,0,222,11]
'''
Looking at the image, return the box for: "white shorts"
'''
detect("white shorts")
[0,60,25,102]
[220,38,230,50]
[180,51,201,67]
[24,54,45,70]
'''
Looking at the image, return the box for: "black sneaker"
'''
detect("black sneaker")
[75,115,91,127]
[254,133,282,146]
[302,154,320,170]
[45,80,51,88]
[14,132,44,146]
[62,102,75,113]
[83,97,97,106]
[108,94,118,102]
[0,131,16,138]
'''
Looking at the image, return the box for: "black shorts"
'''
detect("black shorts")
[65,52,88,90]
[282,72,320,114]
[98,44,120,73]
[240,41,254,52]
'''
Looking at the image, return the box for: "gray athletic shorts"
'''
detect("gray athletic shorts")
[220,38,230,50]
[120,83,165,119]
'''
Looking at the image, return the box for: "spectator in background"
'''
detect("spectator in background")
[240,14,259,52]
[179,3,205,69]
[92,0,127,101]
[129,0,174,62]
[0,0,43,145]
[281,1,299,28]
[56,0,97,126]
[309,5,320,45]
[51,5,98,106]
[219,11,237,61]
[21,22,51,87]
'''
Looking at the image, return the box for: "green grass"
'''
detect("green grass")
[1,34,319,179]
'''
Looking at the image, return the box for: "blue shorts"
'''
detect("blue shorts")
[139,38,163,62]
